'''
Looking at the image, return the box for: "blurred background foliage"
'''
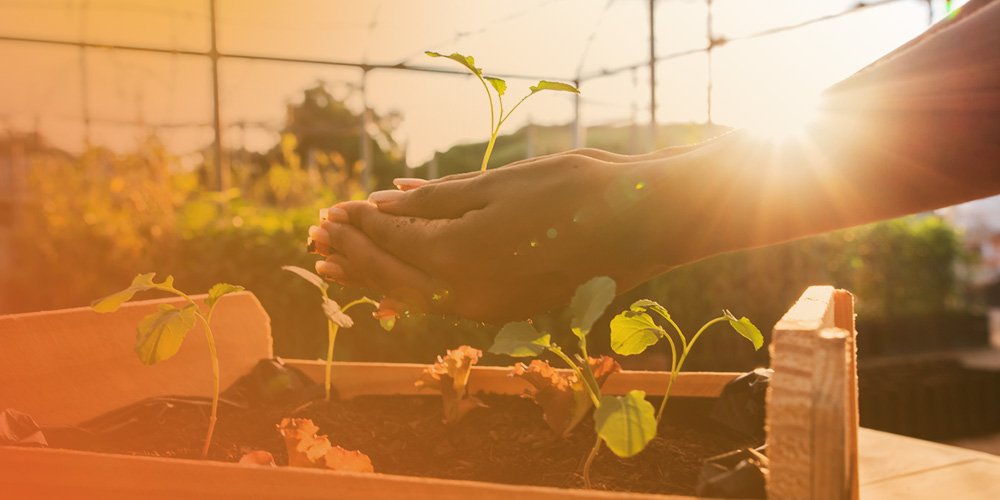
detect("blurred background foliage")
[3,87,975,371]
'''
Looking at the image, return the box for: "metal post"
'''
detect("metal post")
[208,0,226,190]
[359,69,373,193]
[706,0,714,125]
[79,0,91,146]
[648,0,657,150]
[571,79,584,149]
[926,0,934,25]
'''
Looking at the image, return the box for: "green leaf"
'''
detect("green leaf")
[569,276,616,340]
[135,304,198,365]
[484,76,506,97]
[529,80,580,95]
[322,297,354,328]
[425,51,482,77]
[594,390,657,458]
[630,299,670,320]
[206,283,244,309]
[724,310,764,350]
[488,321,551,357]
[378,315,396,332]
[610,310,665,356]
[283,265,328,294]
[91,273,160,313]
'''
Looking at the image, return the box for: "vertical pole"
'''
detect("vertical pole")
[648,0,657,150]
[706,0,714,125]
[630,69,640,154]
[209,0,227,190]
[79,0,91,147]
[926,0,934,25]
[359,68,373,193]
[571,79,584,149]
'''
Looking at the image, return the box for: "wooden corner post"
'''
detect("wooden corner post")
[767,286,859,500]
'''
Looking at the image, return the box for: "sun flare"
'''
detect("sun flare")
[743,93,823,141]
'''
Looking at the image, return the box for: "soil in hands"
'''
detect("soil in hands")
[45,394,749,495]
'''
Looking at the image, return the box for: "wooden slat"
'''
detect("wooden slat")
[0,292,272,426]
[285,360,739,399]
[834,289,860,500]
[857,427,1000,485]
[0,446,696,500]
[812,328,850,500]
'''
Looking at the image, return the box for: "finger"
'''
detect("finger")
[393,178,428,191]
[322,210,444,272]
[364,175,487,219]
[318,220,442,307]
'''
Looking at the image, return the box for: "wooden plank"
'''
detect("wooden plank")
[0,446,697,500]
[834,289,860,500]
[0,292,272,426]
[285,360,739,399]
[861,459,1000,499]
[857,427,1000,485]
[812,328,850,500]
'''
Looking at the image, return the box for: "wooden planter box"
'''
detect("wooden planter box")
[0,287,858,499]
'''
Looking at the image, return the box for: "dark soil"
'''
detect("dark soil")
[43,394,750,495]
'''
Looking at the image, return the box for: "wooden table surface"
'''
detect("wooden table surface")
[858,428,1000,499]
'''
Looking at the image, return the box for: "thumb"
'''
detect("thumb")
[368,175,487,219]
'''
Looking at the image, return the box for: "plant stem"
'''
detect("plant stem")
[195,313,220,459]
[655,333,679,424]
[656,316,728,424]
[582,433,602,489]
[476,75,496,171]
[324,320,338,402]
[481,133,497,171]
[549,346,600,407]
[577,341,602,405]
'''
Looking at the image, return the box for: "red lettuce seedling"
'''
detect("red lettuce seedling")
[512,356,620,437]
[282,265,391,402]
[91,273,245,458]
[277,418,374,473]
[425,51,579,171]
[610,301,763,424]
[414,345,485,424]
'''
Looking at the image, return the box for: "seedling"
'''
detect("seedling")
[277,418,374,472]
[610,301,763,424]
[425,51,579,171]
[511,356,620,437]
[91,273,245,458]
[414,345,485,424]
[282,265,388,402]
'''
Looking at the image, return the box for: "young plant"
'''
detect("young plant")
[610,301,763,424]
[91,273,245,458]
[489,276,654,488]
[425,51,579,171]
[277,418,374,472]
[511,356,620,438]
[282,265,388,402]
[414,345,485,424]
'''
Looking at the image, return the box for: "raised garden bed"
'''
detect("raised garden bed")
[0,287,859,499]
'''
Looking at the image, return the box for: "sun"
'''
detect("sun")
[742,92,823,141]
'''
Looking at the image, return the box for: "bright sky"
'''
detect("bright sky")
[0,0,969,165]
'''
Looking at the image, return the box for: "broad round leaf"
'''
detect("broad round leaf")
[726,313,764,350]
[488,321,551,357]
[610,311,664,356]
[484,76,507,97]
[283,265,329,294]
[529,80,580,94]
[135,304,198,364]
[630,299,670,320]
[207,283,245,308]
[569,276,616,340]
[594,390,657,458]
[322,297,354,328]
[91,272,158,313]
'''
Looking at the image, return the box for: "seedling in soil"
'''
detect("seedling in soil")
[282,265,388,402]
[414,345,485,424]
[91,273,245,458]
[511,356,620,438]
[610,301,763,424]
[277,418,374,472]
[425,51,579,171]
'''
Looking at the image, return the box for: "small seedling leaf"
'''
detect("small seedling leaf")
[725,310,764,350]
[529,80,580,95]
[207,283,244,308]
[484,76,507,96]
[594,390,657,458]
[569,276,616,340]
[135,304,198,365]
[322,297,354,328]
[91,272,159,313]
[609,310,665,356]
[630,299,670,320]
[282,265,329,294]
[488,321,551,357]
[425,51,482,76]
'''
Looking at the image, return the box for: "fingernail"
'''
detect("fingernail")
[308,225,330,245]
[319,208,328,221]
[393,178,428,190]
[368,190,405,205]
[315,260,344,278]
[326,207,348,223]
